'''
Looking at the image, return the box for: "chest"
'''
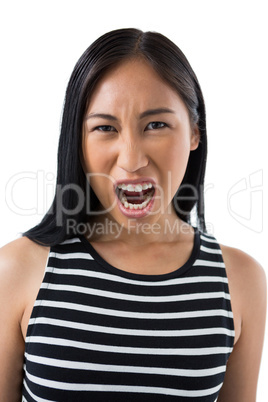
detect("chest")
[90,240,194,275]
[23,253,234,401]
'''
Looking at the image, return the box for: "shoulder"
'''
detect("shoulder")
[0,236,49,278]
[220,244,266,341]
[216,245,266,400]
[220,244,266,295]
[0,236,50,318]
[0,238,49,397]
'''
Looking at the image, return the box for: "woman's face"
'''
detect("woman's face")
[82,58,199,229]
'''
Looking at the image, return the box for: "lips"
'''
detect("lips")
[114,180,156,217]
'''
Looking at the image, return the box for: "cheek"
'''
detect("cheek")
[82,144,100,174]
[153,139,191,200]
[82,144,114,204]
[82,139,114,177]
[152,137,190,172]
[85,172,116,210]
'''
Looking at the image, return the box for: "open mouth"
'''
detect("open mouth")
[115,182,155,211]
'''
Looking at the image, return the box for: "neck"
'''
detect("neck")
[82,212,194,247]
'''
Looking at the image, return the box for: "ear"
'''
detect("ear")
[190,124,200,151]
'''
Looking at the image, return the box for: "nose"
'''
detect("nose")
[116,135,149,173]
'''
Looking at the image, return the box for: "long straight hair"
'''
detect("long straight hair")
[23,28,207,246]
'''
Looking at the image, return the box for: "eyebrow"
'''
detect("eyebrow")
[85,108,176,121]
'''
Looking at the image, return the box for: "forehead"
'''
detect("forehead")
[87,58,185,113]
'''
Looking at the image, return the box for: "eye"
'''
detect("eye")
[94,125,117,132]
[146,121,168,130]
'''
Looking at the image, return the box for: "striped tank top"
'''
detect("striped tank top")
[22,230,235,401]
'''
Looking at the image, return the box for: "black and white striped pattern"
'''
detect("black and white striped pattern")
[22,230,234,401]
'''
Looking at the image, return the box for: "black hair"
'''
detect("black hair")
[23,28,207,246]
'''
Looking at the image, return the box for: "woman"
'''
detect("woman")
[0,28,266,402]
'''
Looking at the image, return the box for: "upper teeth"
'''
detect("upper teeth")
[117,183,153,192]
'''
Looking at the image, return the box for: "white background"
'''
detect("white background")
[0,0,267,398]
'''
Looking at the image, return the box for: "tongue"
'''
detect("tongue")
[123,188,151,197]
[125,194,145,204]
[119,188,153,205]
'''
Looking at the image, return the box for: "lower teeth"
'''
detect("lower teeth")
[122,196,152,210]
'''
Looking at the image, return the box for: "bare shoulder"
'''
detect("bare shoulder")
[0,236,50,327]
[220,244,266,343]
[0,235,48,259]
[220,244,266,297]
[217,247,266,400]
[0,237,50,399]
[0,236,49,284]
